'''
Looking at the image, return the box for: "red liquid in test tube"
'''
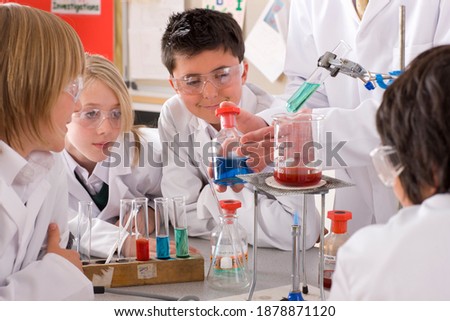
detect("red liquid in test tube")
[136,238,150,261]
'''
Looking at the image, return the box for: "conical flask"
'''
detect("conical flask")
[206,199,250,290]
[212,106,252,186]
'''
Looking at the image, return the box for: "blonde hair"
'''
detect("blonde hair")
[84,53,142,165]
[0,3,85,150]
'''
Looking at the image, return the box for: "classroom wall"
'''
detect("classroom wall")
[11,1,287,97]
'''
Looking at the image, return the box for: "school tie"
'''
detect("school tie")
[74,171,109,211]
[356,0,368,20]
[90,182,109,211]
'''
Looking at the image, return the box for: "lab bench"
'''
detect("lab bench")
[93,236,322,301]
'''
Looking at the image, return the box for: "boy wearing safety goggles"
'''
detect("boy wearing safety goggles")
[158,8,320,250]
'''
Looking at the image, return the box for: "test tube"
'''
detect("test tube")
[172,196,189,258]
[134,197,150,261]
[118,198,134,261]
[154,197,170,259]
[76,201,93,263]
[286,40,352,113]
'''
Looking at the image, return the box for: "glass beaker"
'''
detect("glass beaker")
[272,113,324,187]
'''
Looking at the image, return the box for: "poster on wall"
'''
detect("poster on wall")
[245,0,290,82]
[51,0,101,15]
[202,0,246,28]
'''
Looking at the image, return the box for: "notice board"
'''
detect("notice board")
[10,0,115,61]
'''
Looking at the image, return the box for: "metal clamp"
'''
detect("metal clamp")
[318,51,400,90]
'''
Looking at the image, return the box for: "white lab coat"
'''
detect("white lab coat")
[0,141,93,300]
[279,0,450,234]
[62,128,162,258]
[329,194,450,300]
[158,84,320,250]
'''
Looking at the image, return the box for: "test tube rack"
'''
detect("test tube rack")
[237,172,353,301]
[82,254,204,288]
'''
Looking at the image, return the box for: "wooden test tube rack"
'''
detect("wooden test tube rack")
[82,254,204,288]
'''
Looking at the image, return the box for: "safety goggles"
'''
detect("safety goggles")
[72,108,122,129]
[370,145,404,187]
[64,76,83,103]
[170,63,243,95]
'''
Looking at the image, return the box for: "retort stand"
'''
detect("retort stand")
[237,172,353,301]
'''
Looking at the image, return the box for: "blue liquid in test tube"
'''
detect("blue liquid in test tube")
[154,197,170,260]
[156,235,170,259]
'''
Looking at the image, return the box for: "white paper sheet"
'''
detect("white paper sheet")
[245,0,290,83]
[128,0,184,80]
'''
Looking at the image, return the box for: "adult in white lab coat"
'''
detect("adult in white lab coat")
[279,0,450,233]
[0,4,93,300]
[330,45,450,300]
[63,54,163,258]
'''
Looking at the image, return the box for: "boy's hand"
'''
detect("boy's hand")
[46,223,83,272]
[232,104,268,133]
[237,107,313,173]
[211,101,267,193]
[238,125,276,173]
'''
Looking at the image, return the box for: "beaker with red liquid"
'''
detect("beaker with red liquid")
[273,113,324,187]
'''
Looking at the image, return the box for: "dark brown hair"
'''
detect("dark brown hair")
[161,8,244,75]
[377,45,450,204]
